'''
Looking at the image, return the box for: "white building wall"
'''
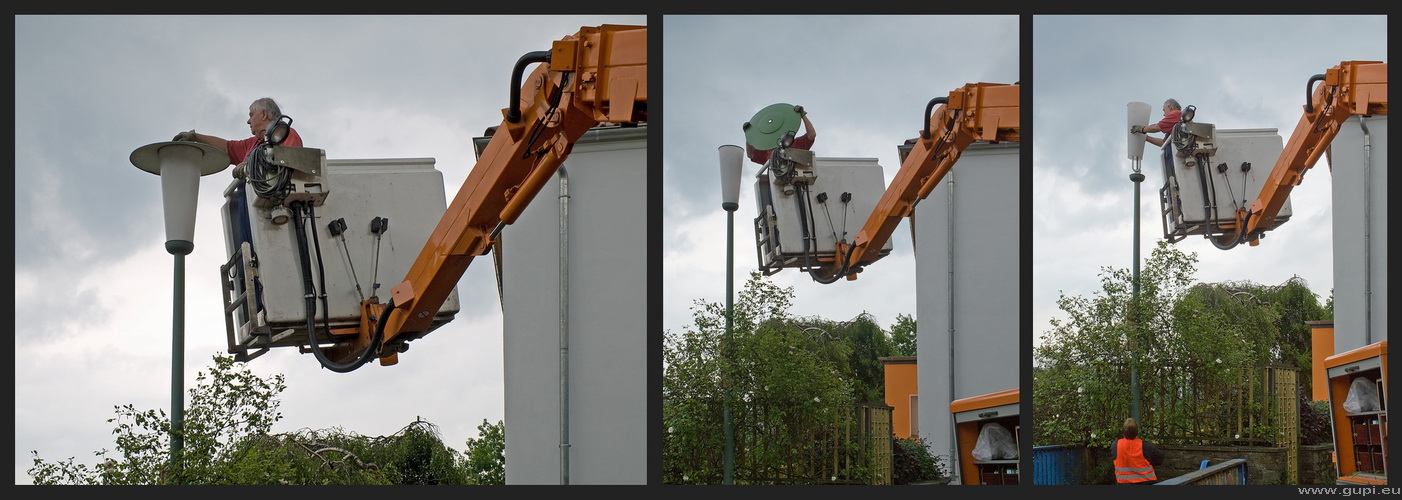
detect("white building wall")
[1330,116,1387,352]
[914,141,1020,484]
[498,126,648,484]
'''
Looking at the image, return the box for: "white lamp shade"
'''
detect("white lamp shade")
[159,151,202,244]
[1127,101,1151,160]
[718,144,743,208]
[130,141,229,248]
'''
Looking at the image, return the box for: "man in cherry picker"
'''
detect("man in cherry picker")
[173,97,304,174]
[746,104,817,166]
[1130,98,1182,177]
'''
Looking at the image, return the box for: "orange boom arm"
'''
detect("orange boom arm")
[323,25,646,368]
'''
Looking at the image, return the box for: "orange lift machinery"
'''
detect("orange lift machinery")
[751,82,1019,283]
[748,83,1020,485]
[1159,60,1386,249]
[220,25,645,372]
[1158,61,1387,484]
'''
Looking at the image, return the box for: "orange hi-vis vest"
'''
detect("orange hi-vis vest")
[1114,438,1157,483]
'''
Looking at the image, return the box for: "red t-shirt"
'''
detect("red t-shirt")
[748,133,814,165]
[226,127,303,165]
[1154,110,1182,135]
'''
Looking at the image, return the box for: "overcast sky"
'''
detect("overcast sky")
[662,15,1019,340]
[1032,15,1387,353]
[13,14,644,485]
[14,13,1389,487]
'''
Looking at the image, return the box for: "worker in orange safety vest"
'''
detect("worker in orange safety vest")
[1112,417,1165,484]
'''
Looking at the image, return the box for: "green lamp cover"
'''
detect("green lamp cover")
[744,103,801,151]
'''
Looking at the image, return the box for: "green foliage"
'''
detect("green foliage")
[1323,289,1334,320]
[891,437,946,484]
[29,355,286,485]
[889,313,917,357]
[463,419,505,485]
[664,272,894,484]
[371,420,471,485]
[29,355,491,485]
[788,312,895,403]
[1034,242,1199,447]
[1299,400,1333,446]
[1034,242,1326,448]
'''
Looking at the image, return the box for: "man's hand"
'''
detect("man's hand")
[1130,125,1142,134]
[173,129,197,142]
[794,105,805,116]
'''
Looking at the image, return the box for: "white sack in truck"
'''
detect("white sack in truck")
[1343,377,1381,413]
[971,423,1018,461]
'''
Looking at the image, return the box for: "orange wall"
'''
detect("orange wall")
[1310,322,1334,401]
[883,357,919,439]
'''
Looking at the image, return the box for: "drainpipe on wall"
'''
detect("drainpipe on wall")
[946,171,959,484]
[1357,117,1372,345]
[558,166,571,484]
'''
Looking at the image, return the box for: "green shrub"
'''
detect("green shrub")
[891,437,946,484]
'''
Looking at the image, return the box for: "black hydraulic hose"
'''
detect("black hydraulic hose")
[795,184,815,270]
[520,71,571,160]
[308,204,333,338]
[1193,155,1238,250]
[1304,74,1326,114]
[922,97,949,140]
[292,202,381,372]
[506,50,553,124]
[796,183,849,284]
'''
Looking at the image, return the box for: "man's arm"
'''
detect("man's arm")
[799,112,816,142]
[1143,440,1165,466]
[192,132,230,152]
[175,130,231,152]
[1132,124,1165,135]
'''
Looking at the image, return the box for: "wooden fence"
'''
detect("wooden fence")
[723,400,892,484]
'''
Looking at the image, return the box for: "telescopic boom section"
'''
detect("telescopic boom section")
[349,25,646,365]
[840,82,1019,279]
[1221,60,1386,247]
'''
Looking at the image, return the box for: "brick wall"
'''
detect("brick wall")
[1084,444,1336,485]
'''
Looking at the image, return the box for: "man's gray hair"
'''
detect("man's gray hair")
[1163,98,1181,111]
[251,97,282,119]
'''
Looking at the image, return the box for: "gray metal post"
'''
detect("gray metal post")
[1129,171,1144,422]
[169,244,190,479]
[723,205,736,485]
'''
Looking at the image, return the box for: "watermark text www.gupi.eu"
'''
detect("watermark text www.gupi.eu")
[1296,486,1397,496]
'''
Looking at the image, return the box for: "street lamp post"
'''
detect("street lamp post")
[1129,169,1144,422]
[1125,102,1151,422]
[718,144,743,485]
[130,141,229,479]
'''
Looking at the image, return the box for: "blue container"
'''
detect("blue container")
[1033,445,1086,485]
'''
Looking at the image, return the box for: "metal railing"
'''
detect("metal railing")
[1156,458,1249,485]
[664,399,892,484]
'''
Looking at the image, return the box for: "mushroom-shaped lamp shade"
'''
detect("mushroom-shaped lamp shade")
[718,144,743,211]
[130,141,230,254]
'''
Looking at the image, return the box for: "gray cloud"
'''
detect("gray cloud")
[14,14,642,485]
[1032,14,1385,345]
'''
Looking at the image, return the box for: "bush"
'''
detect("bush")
[891,437,945,484]
[1300,399,1333,446]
